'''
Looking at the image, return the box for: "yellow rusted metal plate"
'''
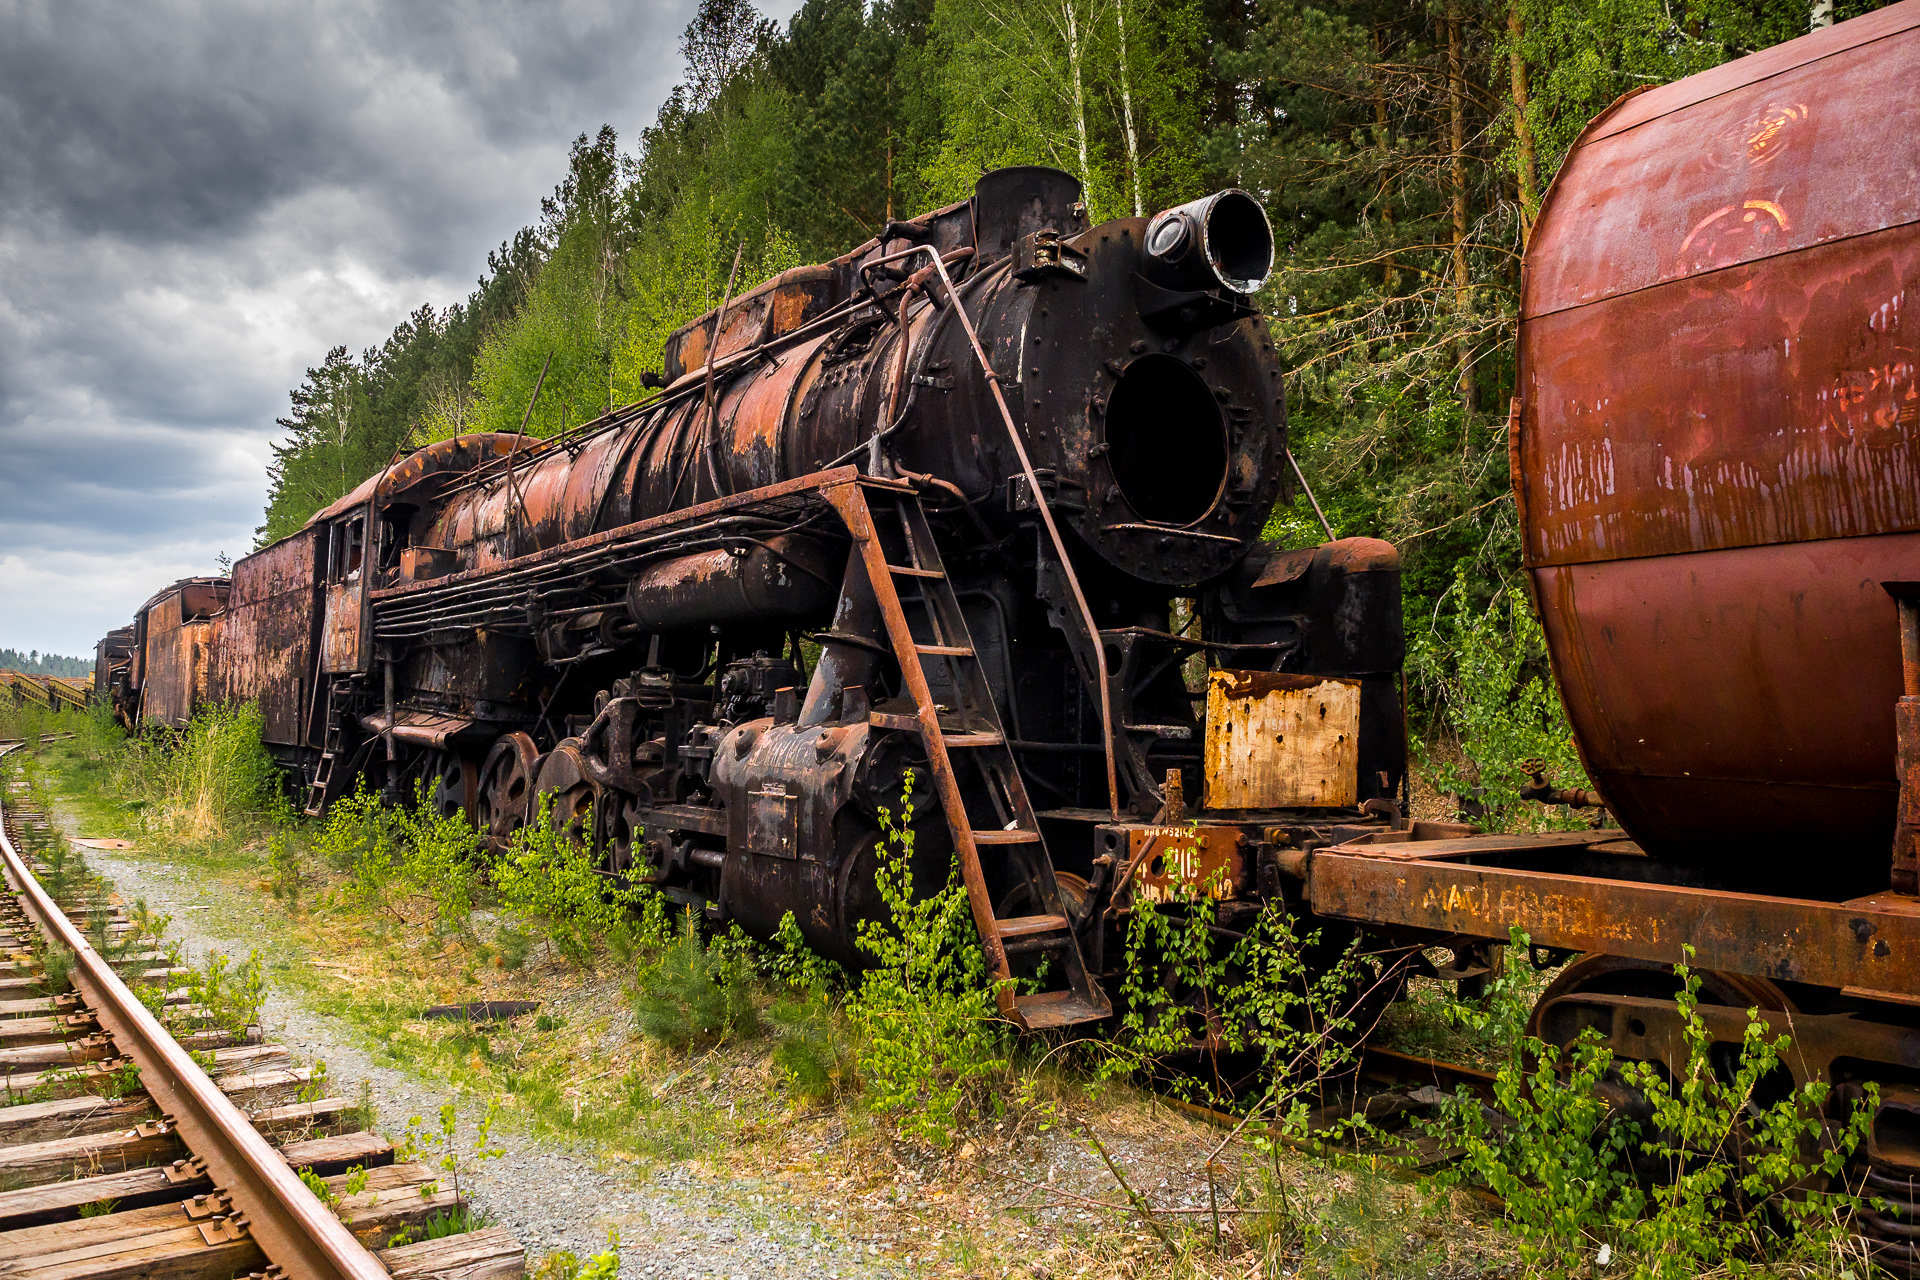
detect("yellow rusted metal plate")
[1125,824,1248,901]
[1204,670,1359,809]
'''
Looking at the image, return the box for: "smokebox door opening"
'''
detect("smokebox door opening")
[1104,354,1229,526]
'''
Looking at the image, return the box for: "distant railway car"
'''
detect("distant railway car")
[95,625,136,721]
[125,578,229,731]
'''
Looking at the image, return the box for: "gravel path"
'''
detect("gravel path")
[71,838,896,1279]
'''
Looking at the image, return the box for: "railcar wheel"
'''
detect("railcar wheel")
[475,733,540,853]
[534,739,604,851]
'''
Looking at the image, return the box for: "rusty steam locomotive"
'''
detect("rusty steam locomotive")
[106,3,1920,1259]
[109,164,1406,1032]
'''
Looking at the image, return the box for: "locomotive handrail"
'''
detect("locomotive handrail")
[862,242,1121,817]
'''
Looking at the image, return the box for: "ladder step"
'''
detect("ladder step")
[1011,991,1111,1030]
[996,914,1069,940]
[971,829,1041,845]
[943,732,1004,748]
[914,644,974,657]
[865,714,1002,748]
[886,563,945,579]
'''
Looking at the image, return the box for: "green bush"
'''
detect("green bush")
[845,779,1010,1149]
[1106,869,1386,1116]
[1408,572,1591,832]
[492,795,666,966]
[314,781,481,933]
[631,918,759,1049]
[181,948,268,1040]
[1428,937,1873,1278]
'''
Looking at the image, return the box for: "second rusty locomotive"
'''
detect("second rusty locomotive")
[138,167,1404,1029]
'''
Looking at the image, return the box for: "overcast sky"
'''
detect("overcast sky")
[0,0,799,659]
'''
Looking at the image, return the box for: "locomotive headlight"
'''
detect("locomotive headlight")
[1143,189,1274,295]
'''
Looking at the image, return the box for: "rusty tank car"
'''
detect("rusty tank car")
[1267,5,1920,1269]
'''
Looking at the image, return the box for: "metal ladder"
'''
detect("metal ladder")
[841,479,1111,1031]
[303,681,358,817]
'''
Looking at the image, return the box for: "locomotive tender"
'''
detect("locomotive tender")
[109,3,1919,1257]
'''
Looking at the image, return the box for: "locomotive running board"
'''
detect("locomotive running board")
[825,479,1112,1032]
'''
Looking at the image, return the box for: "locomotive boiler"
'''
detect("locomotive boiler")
[162,165,1407,1032]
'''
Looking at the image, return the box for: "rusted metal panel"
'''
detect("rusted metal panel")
[215,529,321,746]
[1115,824,1249,902]
[1527,13,1920,317]
[321,581,365,673]
[1518,9,1920,879]
[1534,534,1909,871]
[358,708,475,749]
[140,592,194,728]
[1306,846,1919,992]
[1521,224,1920,565]
[1203,671,1358,809]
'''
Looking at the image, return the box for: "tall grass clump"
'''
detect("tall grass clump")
[121,702,282,841]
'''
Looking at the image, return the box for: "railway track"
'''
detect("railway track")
[0,739,527,1279]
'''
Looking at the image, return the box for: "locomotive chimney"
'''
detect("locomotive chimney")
[1141,189,1274,296]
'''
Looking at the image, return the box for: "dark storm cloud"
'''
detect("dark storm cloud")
[0,0,794,657]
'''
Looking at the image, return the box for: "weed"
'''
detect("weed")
[534,1013,561,1032]
[496,926,532,971]
[298,1165,339,1209]
[36,942,74,997]
[97,1061,142,1100]
[182,948,266,1041]
[1407,573,1590,832]
[1104,870,1391,1117]
[767,987,855,1102]
[769,909,840,993]
[531,1250,621,1280]
[632,917,759,1049]
[845,774,1009,1149]
[493,796,663,966]
[77,1199,117,1218]
[395,1099,506,1206]
[314,781,481,933]
[267,829,304,915]
[347,1079,376,1131]
[1297,1175,1447,1280]
[1426,936,1874,1277]
[297,1059,331,1105]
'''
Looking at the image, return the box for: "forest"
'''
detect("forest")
[0,649,92,678]
[257,0,1889,804]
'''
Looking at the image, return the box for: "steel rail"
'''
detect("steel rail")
[0,740,389,1279]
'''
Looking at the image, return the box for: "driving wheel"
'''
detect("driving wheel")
[534,738,605,852]
[475,733,540,853]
